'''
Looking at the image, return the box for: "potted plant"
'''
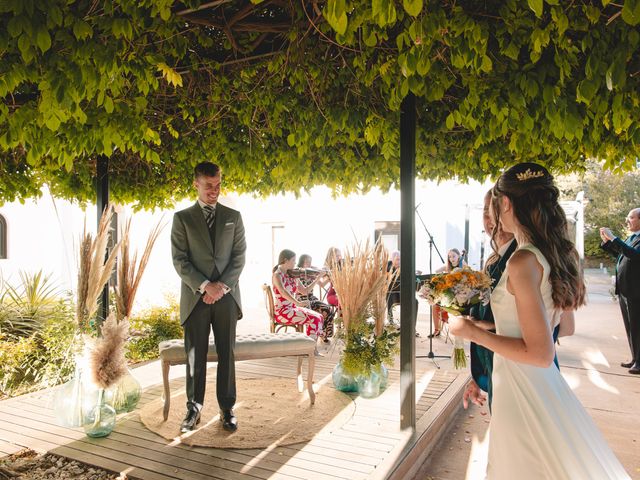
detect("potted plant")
[53,207,120,428]
[330,241,399,398]
[108,217,163,413]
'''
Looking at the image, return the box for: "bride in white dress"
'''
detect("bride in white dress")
[450,163,630,480]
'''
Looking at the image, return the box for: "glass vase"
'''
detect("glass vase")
[83,389,116,438]
[106,368,141,413]
[332,361,358,392]
[356,369,382,399]
[53,368,93,428]
[374,364,389,391]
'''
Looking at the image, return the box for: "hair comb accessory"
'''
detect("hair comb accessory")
[516,168,545,182]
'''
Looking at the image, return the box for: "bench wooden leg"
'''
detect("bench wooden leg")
[297,356,304,393]
[307,353,316,405]
[162,360,171,421]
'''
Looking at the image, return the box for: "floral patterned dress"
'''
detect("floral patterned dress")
[273,270,324,337]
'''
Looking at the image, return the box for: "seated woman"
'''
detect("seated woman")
[321,247,343,308]
[272,249,324,345]
[430,248,467,338]
[296,254,335,342]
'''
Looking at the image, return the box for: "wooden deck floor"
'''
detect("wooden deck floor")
[0,353,464,480]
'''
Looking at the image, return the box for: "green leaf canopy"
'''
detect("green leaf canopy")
[1,1,639,208]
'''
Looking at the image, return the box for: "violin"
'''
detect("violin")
[286,267,329,279]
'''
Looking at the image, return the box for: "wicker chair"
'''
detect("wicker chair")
[262,284,304,334]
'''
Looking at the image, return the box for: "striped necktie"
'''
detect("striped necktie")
[203,205,215,229]
[626,233,637,245]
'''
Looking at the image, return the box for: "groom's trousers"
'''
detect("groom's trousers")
[183,293,238,410]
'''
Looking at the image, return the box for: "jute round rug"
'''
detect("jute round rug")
[139,377,355,448]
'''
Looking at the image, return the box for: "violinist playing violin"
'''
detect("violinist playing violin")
[297,254,335,343]
[272,250,325,353]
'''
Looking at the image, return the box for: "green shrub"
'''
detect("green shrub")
[0,334,38,396]
[127,299,182,363]
[0,270,61,339]
[0,296,76,398]
[584,229,609,259]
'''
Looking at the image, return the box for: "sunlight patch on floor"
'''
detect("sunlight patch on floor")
[580,348,610,368]
[415,369,436,401]
[584,364,620,395]
[562,371,581,390]
[465,428,489,479]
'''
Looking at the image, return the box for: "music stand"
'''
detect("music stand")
[415,205,450,368]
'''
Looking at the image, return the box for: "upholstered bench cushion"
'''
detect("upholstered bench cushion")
[159,332,315,363]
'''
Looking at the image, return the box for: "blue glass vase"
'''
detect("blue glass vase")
[375,364,389,391]
[356,370,382,398]
[106,368,141,413]
[332,361,358,392]
[83,389,116,438]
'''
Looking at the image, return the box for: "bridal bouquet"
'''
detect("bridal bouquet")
[419,267,492,369]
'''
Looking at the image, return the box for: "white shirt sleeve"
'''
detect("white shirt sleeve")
[198,280,210,294]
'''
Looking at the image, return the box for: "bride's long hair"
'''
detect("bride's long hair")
[491,163,585,310]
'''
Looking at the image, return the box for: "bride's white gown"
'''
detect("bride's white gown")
[487,245,630,480]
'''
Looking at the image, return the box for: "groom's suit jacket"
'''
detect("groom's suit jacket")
[171,202,246,325]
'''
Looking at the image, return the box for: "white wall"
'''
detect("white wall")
[0,180,493,314]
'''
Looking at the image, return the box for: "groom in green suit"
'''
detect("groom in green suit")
[171,162,246,432]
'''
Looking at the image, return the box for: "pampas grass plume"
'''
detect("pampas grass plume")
[76,206,120,330]
[115,217,164,321]
[91,314,128,389]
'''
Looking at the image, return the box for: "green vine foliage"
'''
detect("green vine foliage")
[1,1,639,208]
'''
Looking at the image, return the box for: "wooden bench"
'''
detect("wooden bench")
[159,332,316,420]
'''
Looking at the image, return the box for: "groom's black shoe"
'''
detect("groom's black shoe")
[180,407,201,433]
[621,360,634,368]
[220,409,238,432]
[629,364,640,375]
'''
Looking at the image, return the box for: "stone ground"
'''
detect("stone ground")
[0,449,125,480]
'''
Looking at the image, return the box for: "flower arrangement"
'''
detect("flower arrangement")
[341,323,399,377]
[419,267,492,369]
[330,240,389,334]
[330,241,400,396]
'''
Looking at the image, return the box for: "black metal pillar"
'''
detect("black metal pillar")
[400,93,416,431]
[96,154,109,328]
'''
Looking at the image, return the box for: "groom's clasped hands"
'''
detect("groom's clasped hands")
[202,281,228,304]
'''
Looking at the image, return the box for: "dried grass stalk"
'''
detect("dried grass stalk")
[75,224,92,330]
[114,217,164,321]
[90,313,128,389]
[371,248,397,336]
[330,240,389,332]
[76,206,121,330]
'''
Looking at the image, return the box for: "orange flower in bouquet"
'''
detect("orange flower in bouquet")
[419,267,492,368]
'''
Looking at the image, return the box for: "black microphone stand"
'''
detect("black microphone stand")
[415,204,449,367]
